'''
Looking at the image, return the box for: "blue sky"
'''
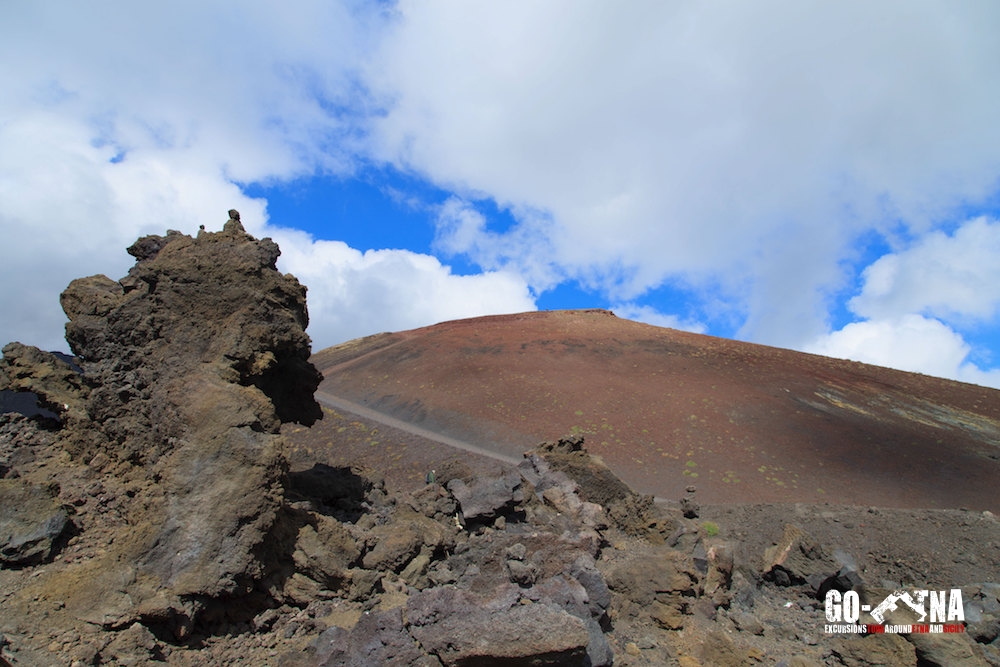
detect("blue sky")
[3,2,1000,388]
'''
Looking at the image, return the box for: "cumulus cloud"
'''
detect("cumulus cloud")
[0,2,363,350]
[1,2,371,180]
[609,304,706,334]
[267,226,536,345]
[806,315,969,378]
[805,217,1000,388]
[849,217,1000,322]
[0,111,264,351]
[3,1,1000,385]
[365,1,1000,345]
[0,3,535,351]
[433,197,562,291]
[805,315,1000,389]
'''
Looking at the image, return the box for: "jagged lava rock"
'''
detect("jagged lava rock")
[2,214,323,642]
[761,523,841,591]
[405,585,591,666]
[60,222,321,463]
[82,220,320,631]
[0,479,70,566]
[447,468,523,525]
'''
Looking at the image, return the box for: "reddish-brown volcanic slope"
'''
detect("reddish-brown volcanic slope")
[311,309,1000,511]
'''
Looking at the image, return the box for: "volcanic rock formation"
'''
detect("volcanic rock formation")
[1,214,999,666]
[2,216,322,647]
[0,216,643,665]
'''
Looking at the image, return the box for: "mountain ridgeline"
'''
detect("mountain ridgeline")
[1,213,998,666]
[310,309,1000,512]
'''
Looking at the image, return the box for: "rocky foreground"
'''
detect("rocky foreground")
[1,215,999,666]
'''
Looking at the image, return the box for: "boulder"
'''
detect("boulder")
[761,523,839,590]
[830,633,917,667]
[529,435,634,509]
[906,632,989,667]
[361,510,453,574]
[362,521,424,573]
[311,584,594,667]
[447,469,523,524]
[60,222,321,461]
[405,585,591,666]
[292,515,361,590]
[605,549,700,606]
[532,574,613,666]
[521,437,655,535]
[570,554,612,621]
[0,479,69,566]
[0,342,90,444]
[314,606,426,667]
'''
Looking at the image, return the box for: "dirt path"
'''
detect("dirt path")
[303,390,1000,591]
[314,390,522,467]
[310,389,683,503]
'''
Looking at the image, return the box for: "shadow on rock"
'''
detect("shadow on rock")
[285,463,383,524]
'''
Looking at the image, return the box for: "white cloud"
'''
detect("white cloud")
[849,217,1000,322]
[0,3,536,352]
[268,227,536,346]
[3,0,1000,381]
[0,2,370,350]
[804,217,1000,388]
[804,315,1000,389]
[805,315,969,378]
[0,111,264,352]
[365,1,1000,346]
[433,198,489,259]
[1,2,370,181]
[610,304,706,335]
[433,197,562,291]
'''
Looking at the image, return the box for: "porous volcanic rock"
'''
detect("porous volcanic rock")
[1,218,633,667]
[404,585,592,666]
[761,523,841,590]
[0,478,70,566]
[61,218,321,633]
[59,221,322,464]
[4,213,1000,666]
[447,467,523,525]
[0,214,325,659]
